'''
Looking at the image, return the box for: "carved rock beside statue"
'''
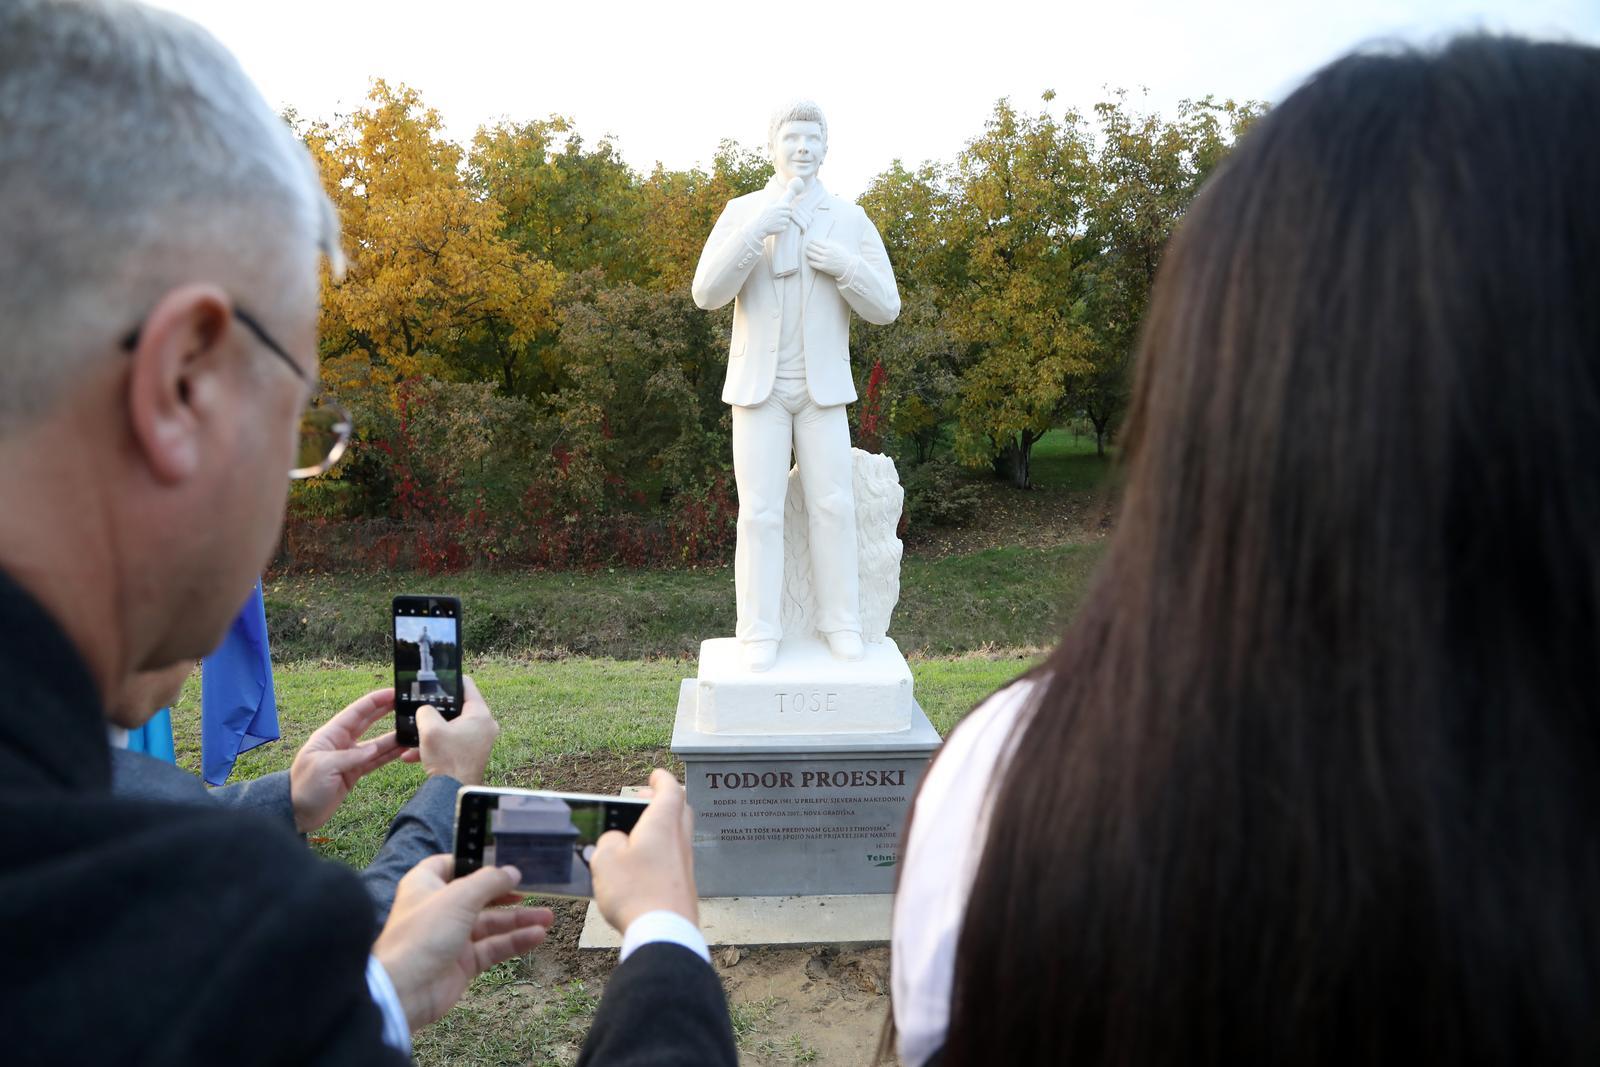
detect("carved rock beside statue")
[781,448,904,644]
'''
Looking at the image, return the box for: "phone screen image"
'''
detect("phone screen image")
[456,789,646,897]
[394,598,461,733]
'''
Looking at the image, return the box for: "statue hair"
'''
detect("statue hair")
[768,99,828,147]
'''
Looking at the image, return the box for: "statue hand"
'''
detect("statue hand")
[750,202,794,238]
[805,238,852,278]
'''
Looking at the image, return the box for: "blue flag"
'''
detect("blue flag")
[125,707,176,763]
[201,581,279,786]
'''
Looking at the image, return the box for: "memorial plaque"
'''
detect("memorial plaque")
[671,680,940,896]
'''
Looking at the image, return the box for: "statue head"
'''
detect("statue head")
[768,99,828,184]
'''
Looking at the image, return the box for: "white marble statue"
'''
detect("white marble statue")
[417,626,434,676]
[691,99,901,673]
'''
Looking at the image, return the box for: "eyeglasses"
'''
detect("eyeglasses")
[121,306,352,480]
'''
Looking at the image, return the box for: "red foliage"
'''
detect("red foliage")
[273,472,738,577]
[857,360,887,453]
[271,378,740,576]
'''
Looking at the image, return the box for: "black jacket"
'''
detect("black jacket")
[0,569,737,1065]
[0,570,405,1066]
[579,942,738,1067]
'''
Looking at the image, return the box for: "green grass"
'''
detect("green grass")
[1029,425,1117,492]
[264,540,1105,663]
[169,653,1038,869]
[411,974,598,1067]
[729,995,782,1044]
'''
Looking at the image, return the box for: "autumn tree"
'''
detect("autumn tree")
[1076,92,1264,454]
[301,81,560,394]
[545,282,727,511]
[469,117,647,284]
[848,162,961,463]
[638,140,772,291]
[941,95,1097,488]
[276,79,1270,559]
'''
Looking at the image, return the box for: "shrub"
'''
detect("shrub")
[903,456,982,528]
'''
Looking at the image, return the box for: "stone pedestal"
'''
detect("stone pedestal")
[693,635,913,735]
[411,671,442,701]
[672,679,939,896]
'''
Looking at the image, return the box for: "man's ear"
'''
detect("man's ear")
[125,284,232,485]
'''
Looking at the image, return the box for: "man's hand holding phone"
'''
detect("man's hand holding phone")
[590,769,700,933]
[374,855,555,1031]
[289,687,406,833]
[412,674,498,786]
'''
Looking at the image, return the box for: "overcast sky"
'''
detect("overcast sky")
[150,0,1599,199]
[394,615,457,646]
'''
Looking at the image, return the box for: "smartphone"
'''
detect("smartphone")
[454,786,648,897]
[392,594,462,747]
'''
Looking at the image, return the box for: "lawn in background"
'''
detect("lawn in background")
[264,540,1104,663]
[1030,422,1118,491]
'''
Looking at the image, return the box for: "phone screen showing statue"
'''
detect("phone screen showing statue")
[462,793,646,896]
[393,607,460,721]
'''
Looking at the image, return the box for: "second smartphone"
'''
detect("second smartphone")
[454,786,648,897]
[392,594,462,747]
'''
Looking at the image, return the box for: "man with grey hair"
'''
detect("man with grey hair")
[692,99,901,672]
[0,2,734,1064]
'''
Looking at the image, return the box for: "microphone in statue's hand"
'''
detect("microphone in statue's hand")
[782,177,805,204]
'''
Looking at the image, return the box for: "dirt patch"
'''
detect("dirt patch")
[718,944,894,1065]
[500,748,684,796]
[429,750,900,1066]
[903,478,1117,560]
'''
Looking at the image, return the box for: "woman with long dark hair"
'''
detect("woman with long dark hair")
[892,36,1600,1066]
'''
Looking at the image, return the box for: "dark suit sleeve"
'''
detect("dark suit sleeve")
[0,796,406,1066]
[360,774,459,925]
[110,747,214,804]
[111,749,299,832]
[577,943,737,1067]
[137,818,409,1067]
[208,768,297,830]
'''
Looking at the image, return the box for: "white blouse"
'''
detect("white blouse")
[892,679,1036,1067]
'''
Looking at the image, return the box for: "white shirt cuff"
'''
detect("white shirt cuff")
[619,909,711,965]
[366,955,412,1057]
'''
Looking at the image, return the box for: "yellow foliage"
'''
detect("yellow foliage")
[300,81,560,394]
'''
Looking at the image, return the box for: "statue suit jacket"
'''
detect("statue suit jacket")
[110,747,459,927]
[692,182,901,408]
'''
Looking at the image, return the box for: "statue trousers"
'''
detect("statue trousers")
[731,376,861,643]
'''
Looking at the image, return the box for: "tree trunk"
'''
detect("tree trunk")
[992,431,1035,489]
[1088,412,1110,458]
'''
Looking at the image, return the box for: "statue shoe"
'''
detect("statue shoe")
[824,630,865,661]
[742,639,780,673]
